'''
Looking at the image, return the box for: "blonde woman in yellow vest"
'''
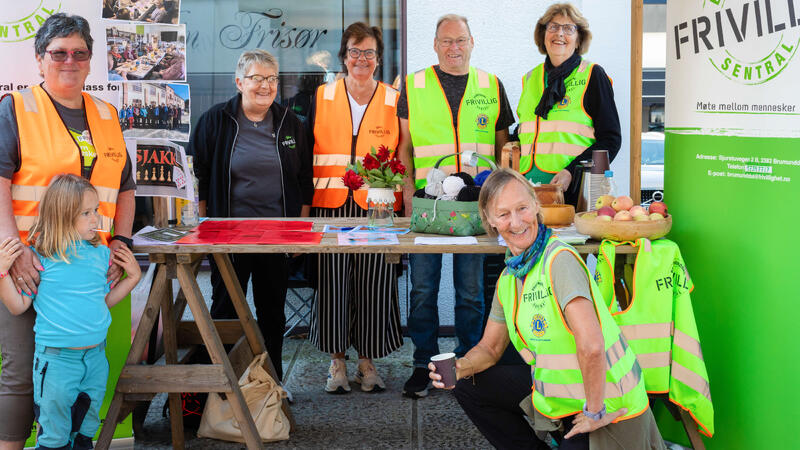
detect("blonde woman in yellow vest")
[517,3,621,205]
[0,14,135,449]
[308,22,404,394]
[428,170,665,449]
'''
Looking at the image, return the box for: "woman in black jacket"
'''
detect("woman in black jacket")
[188,49,313,381]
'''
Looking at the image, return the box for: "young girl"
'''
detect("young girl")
[0,174,141,450]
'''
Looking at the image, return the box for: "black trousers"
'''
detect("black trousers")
[209,253,289,380]
[453,364,589,450]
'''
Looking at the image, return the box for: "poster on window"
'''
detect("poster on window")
[118,82,190,141]
[134,138,193,199]
[106,23,186,82]
[101,0,181,24]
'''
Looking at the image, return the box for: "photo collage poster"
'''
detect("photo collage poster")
[102,0,191,149]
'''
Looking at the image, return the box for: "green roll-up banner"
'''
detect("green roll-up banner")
[664,1,800,448]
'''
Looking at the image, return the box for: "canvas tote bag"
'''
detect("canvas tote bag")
[197,352,290,442]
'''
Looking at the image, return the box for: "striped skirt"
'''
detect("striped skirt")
[309,197,403,358]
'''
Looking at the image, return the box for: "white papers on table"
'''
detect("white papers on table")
[551,225,590,245]
[337,232,399,245]
[414,236,478,245]
[133,226,184,246]
[323,225,357,233]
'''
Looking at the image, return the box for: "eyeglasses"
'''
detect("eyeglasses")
[437,37,470,48]
[347,48,377,60]
[244,74,279,85]
[45,49,91,62]
[546,22,578,36]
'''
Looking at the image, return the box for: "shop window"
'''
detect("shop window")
[181,0,402,124]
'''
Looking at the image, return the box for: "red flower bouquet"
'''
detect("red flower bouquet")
[342,145,406,190]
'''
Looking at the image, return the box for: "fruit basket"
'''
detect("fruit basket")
[574,211,672,241]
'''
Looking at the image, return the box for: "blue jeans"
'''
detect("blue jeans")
[32,342,108,449]
[408,253,485,367]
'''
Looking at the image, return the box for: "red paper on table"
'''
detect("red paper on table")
[196,220,313,232]
[176,230,237,245]
[227,231,323,245]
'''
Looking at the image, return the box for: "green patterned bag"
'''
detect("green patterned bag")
[410,197,486,236]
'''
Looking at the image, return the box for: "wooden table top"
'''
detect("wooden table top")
[133,217,632,256]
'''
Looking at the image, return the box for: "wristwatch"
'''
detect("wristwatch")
[110,235,134,250]
[582,402,606,421]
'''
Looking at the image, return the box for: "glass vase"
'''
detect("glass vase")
[366,188,395,228]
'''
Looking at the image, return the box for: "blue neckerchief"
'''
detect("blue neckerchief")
[504,223,552,280]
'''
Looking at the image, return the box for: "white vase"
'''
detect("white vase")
[366,188,395,227]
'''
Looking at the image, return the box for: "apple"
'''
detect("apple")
[649,212,665,220]
[614,210,633,221]
[629,205,647,217]
[583,212,597,219]
[633,214,650,221]
[612,195,634,211]
[648,201,668,216]
[597,206,616,218]
[595,195,615,209]
[597,215,612,222]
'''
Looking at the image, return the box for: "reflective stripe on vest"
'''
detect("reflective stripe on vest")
[406,66,499,188]
[312,79,401,209]
[517,59,595,175]
[498,237,649,421]
[9,86,125,244]
[596,238,714,437]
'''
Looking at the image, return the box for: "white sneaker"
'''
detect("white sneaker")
[325,358,351,394]
[353,359,386,392]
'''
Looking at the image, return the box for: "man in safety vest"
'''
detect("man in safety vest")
[396,14,515,398]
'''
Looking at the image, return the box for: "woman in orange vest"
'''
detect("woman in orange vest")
[308,22,403,394]
[0,13,135,449]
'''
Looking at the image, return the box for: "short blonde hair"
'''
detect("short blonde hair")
[235,49,279,82]
[533,3,592,56]
[29,174,100,262]
[478,169,544,238]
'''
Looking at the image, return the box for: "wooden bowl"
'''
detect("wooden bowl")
[574,211,672,241]
[541,204,575,227]
[533,184,564,205]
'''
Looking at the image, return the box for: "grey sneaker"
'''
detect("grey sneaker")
[325,358,351,394]
[352,359,386,392]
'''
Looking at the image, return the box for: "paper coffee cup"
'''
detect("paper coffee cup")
[431,352,457,388]
[591,150,610,174]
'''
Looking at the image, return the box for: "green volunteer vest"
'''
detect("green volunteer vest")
[406,66,499,188]
[595,238,714,437]
[517,59,596,181]
[497,237,648,420]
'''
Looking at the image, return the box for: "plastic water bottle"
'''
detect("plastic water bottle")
[180,156,200,227]
[604,170,616,197]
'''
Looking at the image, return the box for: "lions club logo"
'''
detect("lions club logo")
[557,95,571,109]
[475,113,489,130]
[531,314,548,337]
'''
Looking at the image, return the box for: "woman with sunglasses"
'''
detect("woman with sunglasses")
[307,22,403,394]
[0,13,135,450]
[517,2,621,206]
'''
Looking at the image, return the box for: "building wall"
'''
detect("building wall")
[406,0,633,194]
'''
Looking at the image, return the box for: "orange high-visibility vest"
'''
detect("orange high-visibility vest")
[312,79,401,210]
[9,85,126,244]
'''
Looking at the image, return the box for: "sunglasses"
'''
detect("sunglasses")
[45,49,91,62]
